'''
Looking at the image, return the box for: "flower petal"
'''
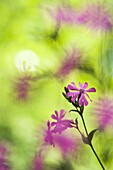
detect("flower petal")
[47,121,51,129]
[79,93,84,106]
[51,122,56,126]
[79,94,88,106]
[51,114,57,120]
[60,109,65,119]
[86,87,96,92]
[67,82,79,91]
[67,91,79,97]
[83,82,88,89]
[54,110,58,118]
[83,96,88,106]
[71,95,77,102]
[79,82,83,88]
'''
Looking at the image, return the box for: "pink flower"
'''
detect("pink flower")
[75,3,113,31]
[44,121,55,147]
[54,133,79,159]
[0,145,10,170]
[14,75,32,101]
[94,97,113,129]
[51,110,73,134]
[55,49,81,80]
[32,152,44,170]
[67,82,96,106]
[49,6,77,26]
[44,110,78,147]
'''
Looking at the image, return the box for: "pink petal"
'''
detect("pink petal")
[54,110,58,118]
[60,109,65,119]
[67,82,79,90]
[79,82,83,88]
[47,121,51,129]
[83,82,88,89]
[79,94,88,106]
[79,93,84,106]
[51,122,56,126]
[71,95,77,102]
[51,114,57,119]
[86,87,96,92]
[83,96,88,106]
[67,92,79,97]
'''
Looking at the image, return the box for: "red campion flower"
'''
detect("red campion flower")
[67,82,96,106]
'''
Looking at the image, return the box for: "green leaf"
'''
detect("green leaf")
[88,129,98,143]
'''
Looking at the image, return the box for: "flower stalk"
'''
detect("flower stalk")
[80,114,106,170]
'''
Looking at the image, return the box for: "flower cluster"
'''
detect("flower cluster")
[44,109,77,147]
[44,82,96,147]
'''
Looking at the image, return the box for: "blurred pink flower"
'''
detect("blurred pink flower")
[94,97,113,129]
[75,3,113,31]
[44,121,55,147]
[54,134,79,159]
[50,6,76,26]
[55,49,81,79]
[0,144,10,170]
[14,75,32,101]
[67,82,96,106]
[32,151,44,170]
[51,110,73,134]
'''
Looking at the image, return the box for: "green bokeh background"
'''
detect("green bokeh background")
[0,0,113,169]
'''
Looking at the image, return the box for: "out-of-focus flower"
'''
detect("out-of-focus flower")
[14,74,32,101]
[49,6,76,26]
[54,133,79,159]
[44,110,78,146]
[75,3,113,31]
[15,50,40,72]
[67,82,96,106]
[55,49,81,80]
[44,121,55,147]
[51,110,73,134]
[0,144,10,170]
[32,152,44,170]
[94,97,113,129]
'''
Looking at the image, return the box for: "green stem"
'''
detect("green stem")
[80,115,106,170]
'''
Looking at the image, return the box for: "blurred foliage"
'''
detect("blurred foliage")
[0,0,113,170]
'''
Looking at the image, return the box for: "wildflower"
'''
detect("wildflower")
[0,144,10,170]
[32,152,44,170]
[75,3,113,31]
[94,97,113,129]
[51,110,73,134]
[14,74,32,101]
[55,49,81,80]
[49,6,76,26]
[54,133,79,159]
[44,121,55,147]
[67,82,96,106]
[44,110,78,147]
